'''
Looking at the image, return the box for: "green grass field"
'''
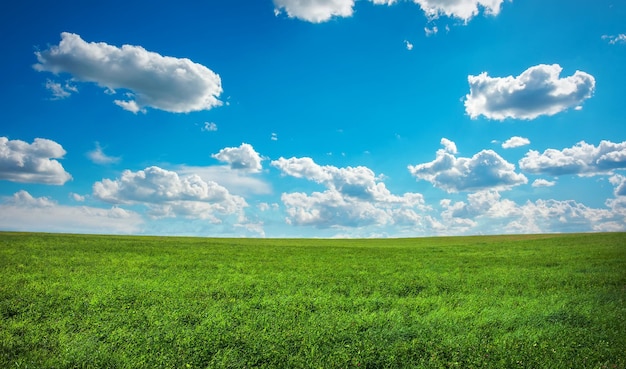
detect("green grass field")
[1,232,625,368]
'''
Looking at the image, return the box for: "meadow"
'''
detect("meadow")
[0,232,625,368]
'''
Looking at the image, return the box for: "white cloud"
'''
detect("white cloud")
[45,79,77,100]
[502,136,530,149]
[272,157,428,229]
[519,140,626,176]
[424,26,438,36]
[532,179,556,187]
[92,166,247,223]
[602,34,626,45]
[464,64,595,120]
[413,0,506,22]
[609,175,626,197]
[202,122,218,132]
[273,0,355,23]
[0,190,142,234]
[271,133,278,141]
[212,143,263,173]
[440,137,457,154]
[87,142,120,165]
[404,40,414,50]
[34,32,223,113]
[408,138,527,192]
[177,165,272,196]
[439,190,625,234]
[0,137,72,185]
[70,192,86,202]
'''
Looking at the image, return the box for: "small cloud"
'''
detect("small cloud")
[202,122,218,132]
[532,179,556,187]
[271,133,278,141]
[45,79,77,100]
[440,137,457,154]
[424,26,438,36]
[404,40,414,50]
[70,192,86,202]
[502,136,530,149]
[114,99,146,114]
[602,34,626,45]
[212,143,263,172]
[87,142,121,165]
[273,0,355,23]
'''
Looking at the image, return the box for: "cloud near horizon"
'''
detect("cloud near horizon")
[93,166,247,222]
[464,64,595,120]
[439,189,625,234]
[272,157,429,229]
[519,140,626,176]
[408,138,528,192]
[34,32,223,113]
[0,137,72,185]
[0,190,142,234]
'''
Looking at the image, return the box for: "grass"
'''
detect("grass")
[0,232,625,368]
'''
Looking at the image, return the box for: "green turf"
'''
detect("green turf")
[1,232,625,368]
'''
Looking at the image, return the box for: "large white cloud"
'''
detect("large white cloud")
[0,191,142,234]
[519,140,626,176]
[408,138,527,192]
[413,0,505,22]
[272,157,428,229]
[0,137,72,185]
[273,0,355,23]
[465,64,595,120]
[34,32,223,113]
[212,143,263,173]
[93,166,247,222]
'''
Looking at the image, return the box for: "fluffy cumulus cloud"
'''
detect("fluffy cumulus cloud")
[502,136,530,149]
[34,32,222,113]
[0,137,72,185]
[273,0,355,23]
[519,140,626,176]
[408,138,527,192]
[93,166,247,223]
[272,157,428,229]
[439,190,625,234]
[465,64,595,120]
[414,0,505,22]
[212,143,263,173]
[0,190,142,234]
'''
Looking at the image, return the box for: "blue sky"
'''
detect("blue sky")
[1,0,625,237]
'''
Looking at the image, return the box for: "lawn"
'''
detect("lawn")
[1,232,625,368]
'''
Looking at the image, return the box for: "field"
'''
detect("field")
[1,232,625,368]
